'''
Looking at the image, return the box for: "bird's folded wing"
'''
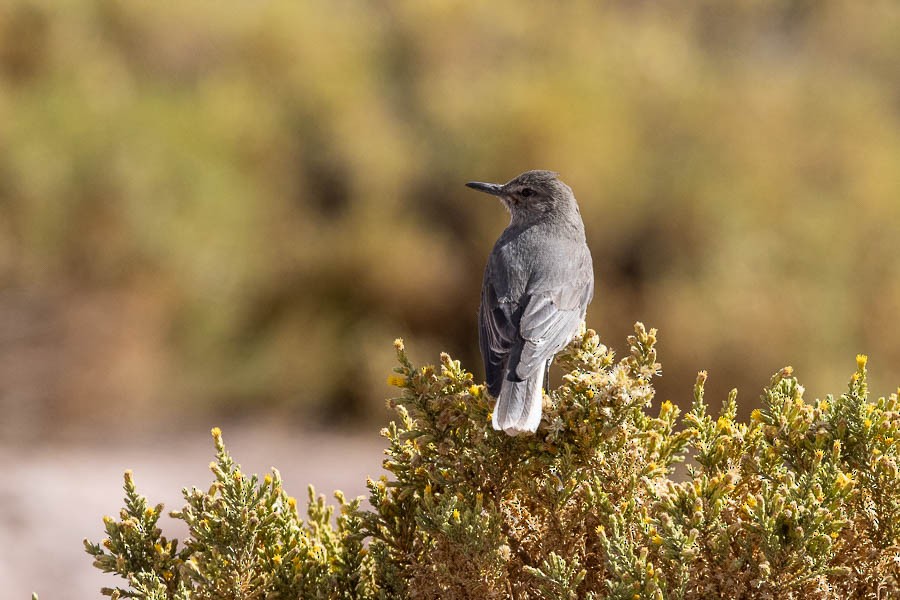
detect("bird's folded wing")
[479,282,519,393]
[515,280,592,379]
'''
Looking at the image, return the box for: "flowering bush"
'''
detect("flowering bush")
[85,323,900,598]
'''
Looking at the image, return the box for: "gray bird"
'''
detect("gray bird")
[467,170,594,435]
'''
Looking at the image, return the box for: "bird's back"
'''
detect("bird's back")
[486,219,591,301]
[480,219,593,397]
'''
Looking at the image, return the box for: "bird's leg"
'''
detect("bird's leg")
[543,359,552,394]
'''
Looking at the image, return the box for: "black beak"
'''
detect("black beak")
[466,181,504,196]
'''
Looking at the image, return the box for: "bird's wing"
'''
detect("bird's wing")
[514,277,593,380]
[479,278,519,396]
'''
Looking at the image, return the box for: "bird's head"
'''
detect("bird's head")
[466,170,577,223]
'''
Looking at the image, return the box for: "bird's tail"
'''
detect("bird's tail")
[492,372,544,435]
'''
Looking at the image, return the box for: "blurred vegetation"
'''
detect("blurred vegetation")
[1,0,899,437]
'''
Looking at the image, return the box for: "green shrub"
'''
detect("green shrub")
[85,323,900,598]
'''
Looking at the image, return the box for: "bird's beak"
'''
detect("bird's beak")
[466,181,504,196]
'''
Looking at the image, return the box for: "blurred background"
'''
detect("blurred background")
[2,0,899,596]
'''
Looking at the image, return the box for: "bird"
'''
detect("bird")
[466,170,594,435]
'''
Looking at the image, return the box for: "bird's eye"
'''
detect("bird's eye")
[520,188,534,198]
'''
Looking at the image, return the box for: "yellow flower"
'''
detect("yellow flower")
[751,409,762,422]
[651,534,663,545]
[210,427,222,439]
[864,418,872,429]
[836,472,855,489]
[856,354,868,370]
[468,385,480,397]
[452,509,461,523]
[746,495,757,508]
[386,374,407,387]
[820,400,830,411]
[273,553,282,566]
[660,400,673,413]
[287,496,298,511]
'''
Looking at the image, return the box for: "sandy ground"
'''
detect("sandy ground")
[1,425,386,599]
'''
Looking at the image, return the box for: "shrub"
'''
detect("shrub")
[85,323,900,598]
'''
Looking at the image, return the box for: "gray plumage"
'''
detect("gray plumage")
[467,170,594,435]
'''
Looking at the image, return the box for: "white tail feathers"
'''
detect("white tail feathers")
[492,372,544,435]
